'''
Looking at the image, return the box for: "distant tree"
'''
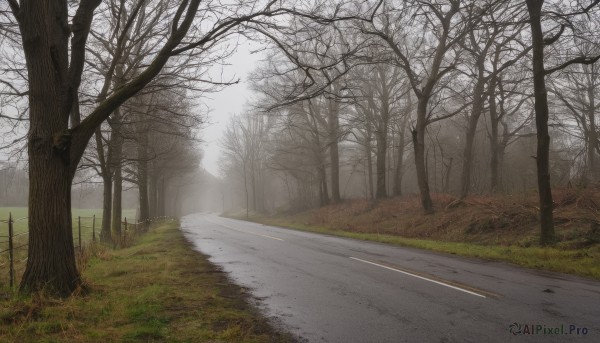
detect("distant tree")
[221,112,273,216]
[361,0,478,213]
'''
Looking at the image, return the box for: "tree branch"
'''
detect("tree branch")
[545,54,600,75]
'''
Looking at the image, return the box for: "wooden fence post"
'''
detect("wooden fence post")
[78,216,82,255]
[92,214,96,242]
[8,212,14,289]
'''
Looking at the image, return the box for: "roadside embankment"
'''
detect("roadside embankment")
[227,187,600,280]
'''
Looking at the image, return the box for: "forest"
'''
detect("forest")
[1,0,600,295]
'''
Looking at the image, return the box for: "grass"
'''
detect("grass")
[227,188,600,280]
[0,208,137,288]
[0,221,292,343]
[0,207,137,235]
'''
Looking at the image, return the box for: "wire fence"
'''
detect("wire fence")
[0,213,164,289]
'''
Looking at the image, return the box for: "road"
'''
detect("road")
[181,213,600,343]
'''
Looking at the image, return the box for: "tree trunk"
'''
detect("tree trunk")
[526,0,555,245]
[136,105,150,226]
[328,98,341,203]
[19,0,81,295]
[414,98,434,214]
[137,150,150,226]
[375,131,387,199]
[489,79,501,193]
[243,162,249,218]
[22,147,80,295]
[251,166,257,212]
[586,83,597,182]
[318,166,330,206]
[110,108,123,239]
[443,157,453,193]
[394,102,410,197]
[393,126,406,196]
[459,80,486,199]
[157,176,166,217]
[365,122,374,200]
[101,175,113,241]
[149,172,157,218]
[95,129,113,242]
[111,162,123,239]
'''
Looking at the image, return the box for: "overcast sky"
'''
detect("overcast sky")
[0,40,263,175]
[200,39,263,177]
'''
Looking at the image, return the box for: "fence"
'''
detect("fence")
[0,213,149,289]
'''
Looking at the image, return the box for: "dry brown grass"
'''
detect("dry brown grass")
[234,187,600,279]
[280,186,600,248]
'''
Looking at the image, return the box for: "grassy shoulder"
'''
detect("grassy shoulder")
[0,221,293,343]
[227,189,600,280]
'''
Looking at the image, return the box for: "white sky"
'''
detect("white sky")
[200,39,263,176]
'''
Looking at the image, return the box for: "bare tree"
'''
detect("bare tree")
[525,0,600,245]
[458,3,531,198]
[4,0,327,295]
[361,0,480,213]
[550,38,600,184]
[221,112,272,217]
[350,62,406,199]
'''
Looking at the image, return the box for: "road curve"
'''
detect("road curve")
[181,213,600,343]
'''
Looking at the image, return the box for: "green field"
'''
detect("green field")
[0,207,136,288]
[0,207,137,235]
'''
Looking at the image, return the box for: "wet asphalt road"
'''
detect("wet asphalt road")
[181,213,600,343]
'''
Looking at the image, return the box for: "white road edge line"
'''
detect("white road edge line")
[349,257,486,298]
[218,223,284,241]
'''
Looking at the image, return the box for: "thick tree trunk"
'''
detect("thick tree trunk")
[526,0,555,245]
[22,147,80,296]
[19,0,80,295]
[414,98,434,214]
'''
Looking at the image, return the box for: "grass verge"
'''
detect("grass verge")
[0,221,293,343]
[232,214,600,281]
[0,207,137,235]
